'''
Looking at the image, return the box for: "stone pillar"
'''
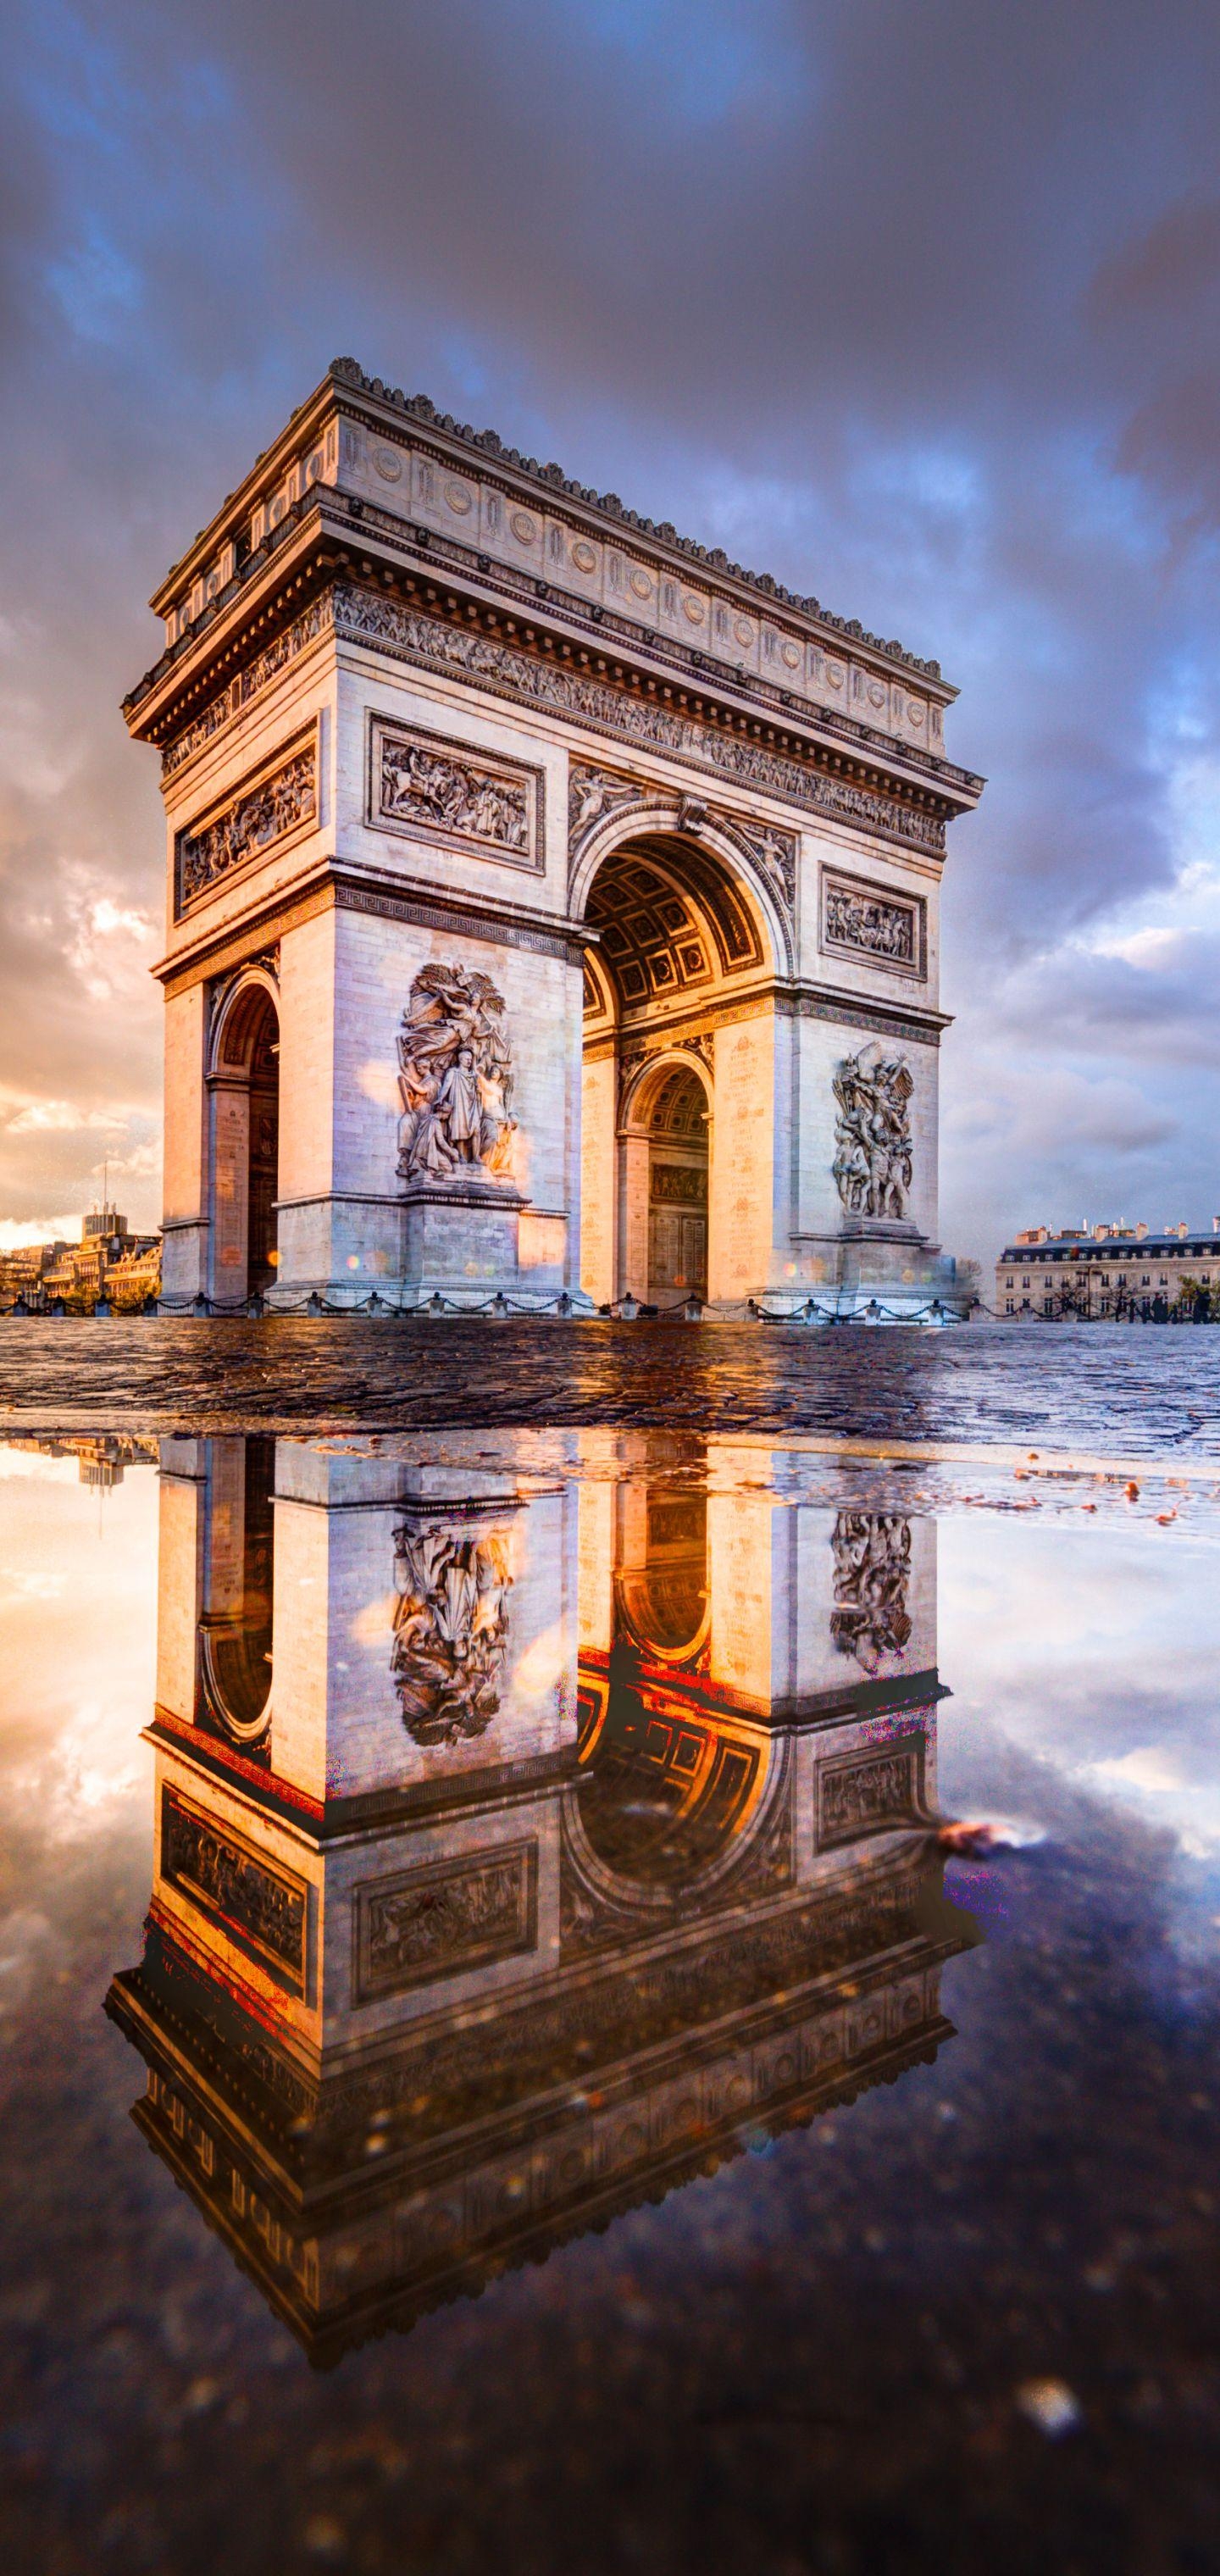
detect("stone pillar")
[160,985,209,1302]
[617,1127,650,1303]
[709,1013,776,1302]
[580,1053,616,1307]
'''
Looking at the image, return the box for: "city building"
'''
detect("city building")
[995,1220,1220,1319]
[1,1205,161,1310]
[122,359,983,1317]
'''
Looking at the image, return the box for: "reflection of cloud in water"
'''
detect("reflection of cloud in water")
[0,1459,157,1843]
[940,1515,1220,1923]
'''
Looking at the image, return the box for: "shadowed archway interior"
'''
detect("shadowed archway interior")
[580,832,768,1307]
[213,982,280,1300]
[642,1064,708,1303]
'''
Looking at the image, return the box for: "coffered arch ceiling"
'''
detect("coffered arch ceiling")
[584,833,763,1020]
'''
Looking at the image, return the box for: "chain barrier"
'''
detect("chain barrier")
[3,1286,971,1324]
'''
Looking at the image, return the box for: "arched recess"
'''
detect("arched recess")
[568,803,791,979]
[207,963,280,1301]
[196,1435,274,1754]
[618,1052,712,1305]
[563,1693,789,1929]
[574,813,783,1307]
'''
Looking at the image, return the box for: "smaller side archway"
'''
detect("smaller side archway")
[618,1054,711,1307]
[207,967,280,1302]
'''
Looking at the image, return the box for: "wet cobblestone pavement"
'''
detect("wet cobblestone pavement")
[2,1314,1220,1453]
[4,1396,1220,2574]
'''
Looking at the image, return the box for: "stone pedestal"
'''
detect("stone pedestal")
[835,1218,962,1318]
[400,1183,571,1311]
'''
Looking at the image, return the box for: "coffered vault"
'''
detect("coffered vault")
[124,359,983,1313]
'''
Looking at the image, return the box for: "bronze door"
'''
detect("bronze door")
[648,1205,707,1302]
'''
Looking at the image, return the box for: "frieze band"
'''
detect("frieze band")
[336,585,947,859]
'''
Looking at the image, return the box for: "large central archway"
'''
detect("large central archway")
[577,823,779,1308]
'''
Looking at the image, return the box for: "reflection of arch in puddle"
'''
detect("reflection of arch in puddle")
[570,1667,786,1918]
[613,1487,709,1665]
[197,1435,274,1751]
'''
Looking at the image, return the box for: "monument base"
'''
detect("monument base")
[760,1220,970,1323]
[265,1182,594,1313]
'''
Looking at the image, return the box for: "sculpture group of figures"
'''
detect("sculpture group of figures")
[180,746,316,903]
[396,963,518,1186]
[829,1512,913,1674]
[824,884,915,965]
[380,735,530,853]
[831,1041,913,1221]
[391,1518,513,1746]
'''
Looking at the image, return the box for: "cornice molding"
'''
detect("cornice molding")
[147,358,951,689]
[130,487,983,813]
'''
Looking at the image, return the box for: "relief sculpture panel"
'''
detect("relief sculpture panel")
[159,1784,308,1990]
[832,1041,914,1221]
[369,716,541,869]
[353,1842,538,2003]
[177,738,317,910]
[817,1744,924,1847]
[822,870,923,977]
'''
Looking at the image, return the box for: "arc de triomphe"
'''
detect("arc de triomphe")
[123,359,983,1314]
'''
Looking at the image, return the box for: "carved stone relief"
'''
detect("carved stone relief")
[159,1784,308,1989]
[832,1041,913,1221]
[396,963,519,1187]
[178,742,316,908]
[829,1513,913,1674]
[817,1743,923,1846]
[568,763,641,841]
[724,816,798,919]
[823,871,923,975]
[650,1163,707,1205]
[369,716,541,867]
[338,587,947,859]
[353,1841,536,2001]
[163,596,333,778]
[391,1514,514,1745]
[568,763,796,950]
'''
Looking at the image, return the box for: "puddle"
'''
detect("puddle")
[3,1414,1220,2571]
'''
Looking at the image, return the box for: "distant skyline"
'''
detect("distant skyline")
[3,0,1219,1269]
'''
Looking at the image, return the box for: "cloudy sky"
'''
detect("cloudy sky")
[3,0,1218,1268]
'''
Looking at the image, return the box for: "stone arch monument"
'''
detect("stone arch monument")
[124,360,983,1312]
